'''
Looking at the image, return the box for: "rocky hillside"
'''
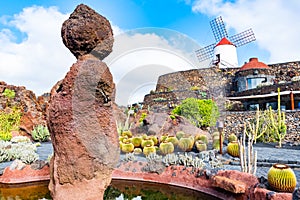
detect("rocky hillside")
[0,81,49,136]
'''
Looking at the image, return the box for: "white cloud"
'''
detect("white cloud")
[0,6,204,106]
[104,28,206,105]
[191,0,300,63]
[0,6,76,95]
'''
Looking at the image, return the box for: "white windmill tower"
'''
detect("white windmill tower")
[196,16,256,68]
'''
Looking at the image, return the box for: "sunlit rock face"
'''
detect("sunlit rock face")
[47,4,119,199]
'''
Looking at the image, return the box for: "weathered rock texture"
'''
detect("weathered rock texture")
[61,4,113,60]
[47,4,119,199]
[0,81,47,136]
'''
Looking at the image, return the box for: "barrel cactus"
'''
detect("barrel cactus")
[141,138,155,148]
[212,140,220,150]
[176,131,185,140]
[121,130,132,138]
[160,134,168,143]
[131,136,142,147]
[143,144,156,156]
[267,164,297,192]
[120,142,134,153]
[149,136,158,146]
[227,141,239,157]
[194,134,208,144]
[165,135,179,147]
[195,140,207,152]
[159,141,174,155]
[178,137,194,152]
[228,133,238,142]
[133,148,143,155]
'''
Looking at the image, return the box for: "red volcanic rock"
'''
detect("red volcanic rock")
[252,188,292,200]
[47,54,119,199]
[61,4,114,60]
[0,81,46,136]
[212,175,246,193]
[48,4,118,199]
[0,164,50,184]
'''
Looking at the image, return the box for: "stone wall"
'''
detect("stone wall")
[224,110,300,144]
[143,60,300,110]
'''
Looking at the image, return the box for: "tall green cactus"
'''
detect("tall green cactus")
[266,88,287,148]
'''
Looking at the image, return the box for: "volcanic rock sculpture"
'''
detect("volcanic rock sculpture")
[47,4,119,199]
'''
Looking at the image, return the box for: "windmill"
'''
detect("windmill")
[195,16,256,68]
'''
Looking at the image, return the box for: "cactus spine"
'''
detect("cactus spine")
[267,164,297,192]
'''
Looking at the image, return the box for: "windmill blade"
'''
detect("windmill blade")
[195,43,215,62]
[229,28,256,47]
[210,16,228,42]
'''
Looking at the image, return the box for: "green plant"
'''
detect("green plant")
[246,107,268,144]
[0,107,22,141]
[131,136,142,147]
[31,125,50,142]
[178,137,194,152]
[133,148,143,155]
[265,88,287,148]
[11,136,31,143]
[172,98,219,128]
[116,107,133,135]
[165,135,179,147]
[194,134,208,144]
[0,140,39,164]
[141,138,154,148]
[212,140,220,150]
[159,141,174,155]
[195,140,207,152]
[2,88,16,107]
[190,86,200,91]
[139,112,147,124]
[121,130,132,138]
[149,135,158,146]
[239,124,257,175]
[120,142,134,153]
[267,164,297,192]
[175,131,185,140]
[228,133,238,142]
[143,144,156,156]
[227,141,239,157]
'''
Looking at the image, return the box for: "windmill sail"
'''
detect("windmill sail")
[229,29,256,47]
[195,43,215,62]
[210,16,228,42]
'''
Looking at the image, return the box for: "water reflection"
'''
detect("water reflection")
[0,179,220,200]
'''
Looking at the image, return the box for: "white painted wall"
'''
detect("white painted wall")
[214,44,238,68]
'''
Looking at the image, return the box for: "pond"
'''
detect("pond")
[0,179,221,200]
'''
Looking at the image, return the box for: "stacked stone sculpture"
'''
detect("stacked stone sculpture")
[47,4,119,199]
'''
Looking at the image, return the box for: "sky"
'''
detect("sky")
[0,0,299,105]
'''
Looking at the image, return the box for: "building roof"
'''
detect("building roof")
[239,57,270,71]
[215,37,234,47]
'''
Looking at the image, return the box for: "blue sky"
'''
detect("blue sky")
[0,0,300,105]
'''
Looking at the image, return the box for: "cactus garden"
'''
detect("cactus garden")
[1,2,300,199]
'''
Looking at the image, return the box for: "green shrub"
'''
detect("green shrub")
[0,107,22,141]
[172,98,219,128]
[31,125,50,142]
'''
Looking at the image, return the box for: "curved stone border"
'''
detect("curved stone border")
[0,161,293,200]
